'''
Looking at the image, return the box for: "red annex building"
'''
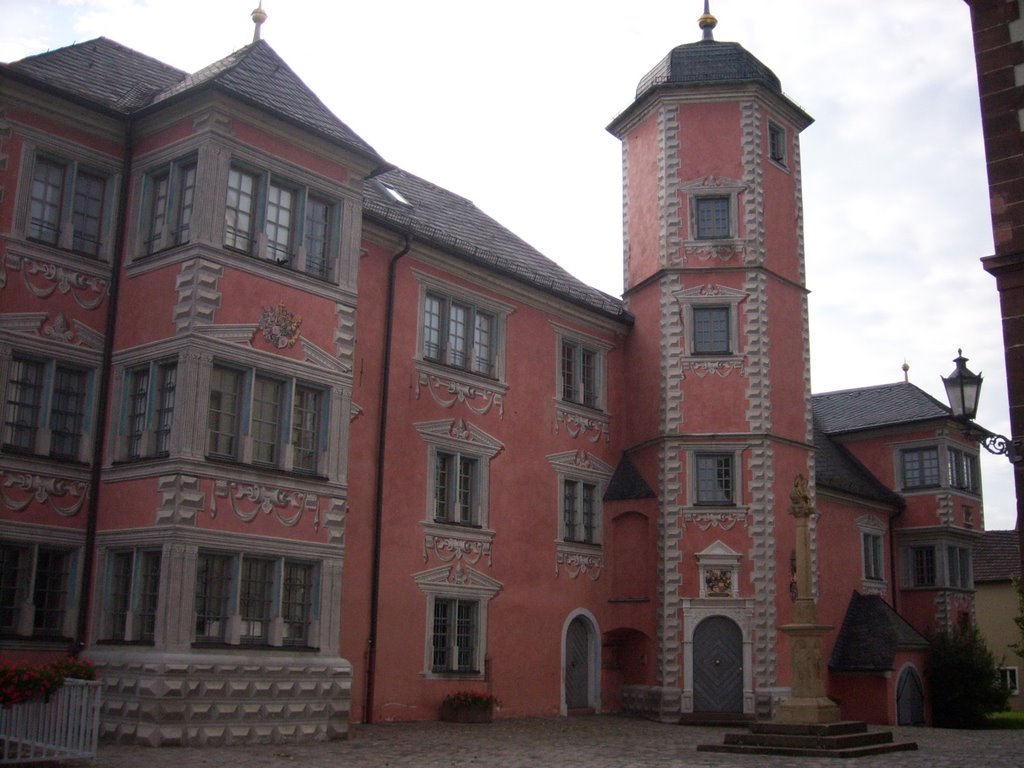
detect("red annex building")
[0,8,986,744]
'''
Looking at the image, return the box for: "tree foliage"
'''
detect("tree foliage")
[927,619,1009,728]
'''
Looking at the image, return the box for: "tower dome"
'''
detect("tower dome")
[635,39,782,100]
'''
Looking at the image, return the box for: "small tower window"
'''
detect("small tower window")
[694,196,731,239]
[769,122,787,166]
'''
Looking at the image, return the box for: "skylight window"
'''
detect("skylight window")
[375,179,411,207]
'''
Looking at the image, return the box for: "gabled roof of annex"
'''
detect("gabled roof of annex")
[812,381,952,436]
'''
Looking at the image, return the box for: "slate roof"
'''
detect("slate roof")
[974,530,1021,583]
[3,38,386,168]
[812,416,903,507]
[362,168,630,321]
[3,37,186,112]
[812,382,952,435]
[604,456,657,502]
[808,381,958,510]
[635,39,782,99]
[829,592,929,672]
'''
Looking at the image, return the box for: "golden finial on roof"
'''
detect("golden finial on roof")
[902,360,910,383]
[252,2,267,43]
[698,0,717,41]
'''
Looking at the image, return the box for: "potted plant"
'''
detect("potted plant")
[439,690,499,723]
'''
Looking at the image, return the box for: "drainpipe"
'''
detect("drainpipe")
[74,115,133,655]
[888,501,905,614]
[363,232,411,723]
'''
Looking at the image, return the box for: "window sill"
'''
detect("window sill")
[191,641,319,652]
[203,455,328,483]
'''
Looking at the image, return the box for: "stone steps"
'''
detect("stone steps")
[697,721,919,759]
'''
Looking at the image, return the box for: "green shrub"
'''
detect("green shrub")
[927,620,1009,728]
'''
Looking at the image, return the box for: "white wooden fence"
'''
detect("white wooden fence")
[0,679,102,764]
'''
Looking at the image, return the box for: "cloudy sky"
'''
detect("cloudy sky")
[3,1,1015,530]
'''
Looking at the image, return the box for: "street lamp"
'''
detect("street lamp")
[941,350,1021,463]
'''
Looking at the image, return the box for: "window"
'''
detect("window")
[3,356,91,461]
[281,562,315,647]
[695,452,735,506]
[423,293,496,378]
[433,452,478,526]
[206,364,326,474]
[862,532,884,581]
[28,154,109,257]
[692,306,730,355]
[144,158,196,254]
[124,361,176,459]
[999,667,1020,696]
[303,196,331,279]
[560,339,600,408]
[224,164,339,279]
[948,546,971,589]
[768,122,787,166]
[239,557,274,644]
[563,479,598,544]
[902,447,940,489]
[0,545,24,632]
[0,542,76,638]
[194,553,232,643]
[106,549,161,642]
[695,196,731,239]
[194,551,318,647]
[911,546,936,587]
[948,448,979,493]
[431,597,479,674]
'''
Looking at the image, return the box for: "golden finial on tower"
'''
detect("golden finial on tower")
[252,2,267,43]
[698,0,717,41]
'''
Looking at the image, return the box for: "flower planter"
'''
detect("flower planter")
[439,702,493,723]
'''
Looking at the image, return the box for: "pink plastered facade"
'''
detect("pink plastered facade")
[0,26,984,744]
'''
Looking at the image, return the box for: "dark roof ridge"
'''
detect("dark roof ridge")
[8,36,185,78]
[813,380,921,398]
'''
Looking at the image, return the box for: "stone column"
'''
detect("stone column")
[775,475,841,724]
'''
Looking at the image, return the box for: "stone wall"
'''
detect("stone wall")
[91,649,351,746]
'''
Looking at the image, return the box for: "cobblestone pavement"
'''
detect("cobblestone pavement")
[84,716,1024,768]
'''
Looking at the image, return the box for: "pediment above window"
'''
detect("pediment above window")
[546,450,614,482]
[415,418,504,457]
[412,562,503,597]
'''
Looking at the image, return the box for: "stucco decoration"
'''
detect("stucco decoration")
[415,369,505,417]
[413,562,503,593]
[555,546,604,580]
[42,313,103,348]
[173,259,222,333]
[423,531,493,567]
[258,302,302,348]
[156,474,204,525]
[0,470,89,517]
[0,312,102,349]
[681,510,749,531]
[554,404,610,443]
[3,253,107,309]
[683,242,744,262]
[211,479,322,531]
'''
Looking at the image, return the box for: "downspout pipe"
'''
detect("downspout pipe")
[363,232,411,723]
[74,115,133,654]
